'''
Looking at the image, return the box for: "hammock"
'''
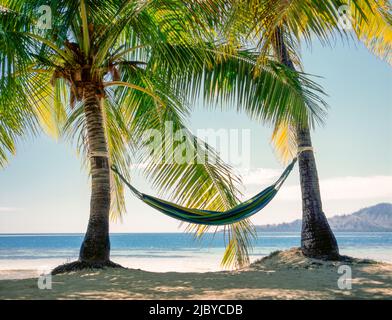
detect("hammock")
[110,158,297,226]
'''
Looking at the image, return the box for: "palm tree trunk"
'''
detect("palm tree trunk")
[296,127,339,259]
[273,28,339,259]
[52,84,123,274]
[79,84,111,263]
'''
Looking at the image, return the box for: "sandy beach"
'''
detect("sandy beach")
[0,248,391,300]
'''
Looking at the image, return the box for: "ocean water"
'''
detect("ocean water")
[0,232,391,279]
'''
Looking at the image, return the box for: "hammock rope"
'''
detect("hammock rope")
[110,157,297,226]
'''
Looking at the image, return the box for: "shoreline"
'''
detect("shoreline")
[1,232,391,280]
[1,248,391,300]
[2,248,391,280]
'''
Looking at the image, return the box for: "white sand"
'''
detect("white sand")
[0,255,225,279]
[0,248,391,300]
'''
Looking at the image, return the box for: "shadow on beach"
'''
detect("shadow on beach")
[1,248,391,300]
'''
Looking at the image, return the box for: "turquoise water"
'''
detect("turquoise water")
[0,232,391,276]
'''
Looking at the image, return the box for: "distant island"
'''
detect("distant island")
[256,203,392,232]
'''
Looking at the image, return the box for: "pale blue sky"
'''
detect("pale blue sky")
[0,39,391,233]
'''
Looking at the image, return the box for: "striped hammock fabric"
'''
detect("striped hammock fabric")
[111,158,297,226]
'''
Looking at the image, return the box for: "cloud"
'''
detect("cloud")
[242,168,392,201]
[238,167,281,186]
[0,207,23,213]
[281,175,392,201]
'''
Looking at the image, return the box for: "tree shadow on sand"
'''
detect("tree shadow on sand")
[1,249,391,300]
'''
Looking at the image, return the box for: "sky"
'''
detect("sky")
[0,39,391,233]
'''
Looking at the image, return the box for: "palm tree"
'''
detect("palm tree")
[0,0,249,271]
[0,6,39,168]
[0,0,325,270]
[213,0,391,259]
[272,26,340,259]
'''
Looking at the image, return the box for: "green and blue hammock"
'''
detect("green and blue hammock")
[111,158,297,226]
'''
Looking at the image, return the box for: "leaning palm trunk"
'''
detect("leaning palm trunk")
[52,84,121,274]
[274,28,339,259]
[296,126,339,259]
[79,84,111,263]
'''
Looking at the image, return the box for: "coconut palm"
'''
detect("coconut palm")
[211,0,391,259]
[0,80,37,168]
[0,5,39,168]
[0,0,242,272]
[0,0,328,270]
[0,0,246,271]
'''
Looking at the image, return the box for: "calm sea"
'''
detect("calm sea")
[0,232,391,278]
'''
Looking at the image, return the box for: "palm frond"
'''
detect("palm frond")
[271,120,298,164]
[348,0,392,64]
